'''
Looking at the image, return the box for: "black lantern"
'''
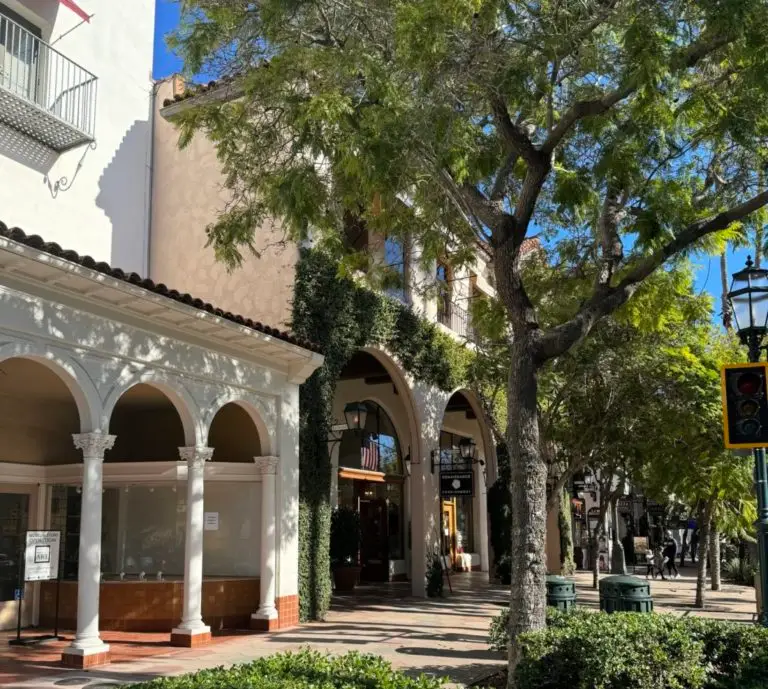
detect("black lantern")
[728,256,768,362]
[343,401,368,431]
[458,437,476,461]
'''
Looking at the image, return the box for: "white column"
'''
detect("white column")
[477,458,490,573]
[172,446,213,645]
[62,432,115,666]
[411,429,441,597]
[252,457,279,629]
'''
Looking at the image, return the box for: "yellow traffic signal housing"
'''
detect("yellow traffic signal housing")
[721,362,768,449]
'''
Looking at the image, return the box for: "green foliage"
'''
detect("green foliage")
[330,507,361,565]
[124,649,446,689]
[291,248,475,620]
[722,556,757,587]
[489,609,768,689]
[425,552,444,598]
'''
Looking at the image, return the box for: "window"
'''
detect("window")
[0,493,29,601]
[0,4,41,101]
[338,401,404,475]
[50,482,260,580]
[384,236,408,303]
[436,262,452,325]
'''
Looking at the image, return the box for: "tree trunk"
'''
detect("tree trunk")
[720,251,733,330]
[680,529,689,568]
[610,498,627,575]
[695,502,712,608]
[505,336,547,687]
[558,488,575,575]
[710,526,721,591]
[592,527,600,588]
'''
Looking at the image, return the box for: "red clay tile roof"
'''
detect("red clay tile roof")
[161,75,241,108]
[0,222,322,354]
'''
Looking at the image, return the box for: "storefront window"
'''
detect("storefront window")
[0,493,29,601]
[50,482,260,580]
[455,495,473,553]
[338,401,403,475]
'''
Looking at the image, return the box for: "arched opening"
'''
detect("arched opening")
[439,390,490,574]
[333,350,416,583]
[107,383,187,462]
[0,357,84,627]
[0,357,82,465]
[202,401,264,582]
[207,402,262,461]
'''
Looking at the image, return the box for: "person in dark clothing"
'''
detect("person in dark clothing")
[690,528,699,564]
[664,531,680,578]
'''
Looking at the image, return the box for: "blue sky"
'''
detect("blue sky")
[153,1,182,79]
[149,1,749,318]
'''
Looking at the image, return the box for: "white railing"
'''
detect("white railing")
[0,11,97,139]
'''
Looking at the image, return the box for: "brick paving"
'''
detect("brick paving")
[1,568,760,689]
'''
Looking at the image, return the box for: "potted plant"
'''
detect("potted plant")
[331,506,361,592]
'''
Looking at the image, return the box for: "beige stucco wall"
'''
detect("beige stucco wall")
[150,78,297,329]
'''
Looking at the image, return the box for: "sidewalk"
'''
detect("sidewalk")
[1,568,759,689]
[2,573,508,689]
[573,566,758,622]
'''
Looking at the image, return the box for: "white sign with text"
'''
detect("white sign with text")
[24,531,60,582]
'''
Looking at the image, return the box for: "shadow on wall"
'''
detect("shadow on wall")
[97,118,150,274]
[0,122,58,174]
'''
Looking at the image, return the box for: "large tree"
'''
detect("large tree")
[170,1,768,680]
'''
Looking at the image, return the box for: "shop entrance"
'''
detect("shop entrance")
[359,494,388,581]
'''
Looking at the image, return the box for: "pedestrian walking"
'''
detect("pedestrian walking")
[690,528,699,563]
[664,531,680,578]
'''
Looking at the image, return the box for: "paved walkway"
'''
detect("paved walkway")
[1,568,759,689]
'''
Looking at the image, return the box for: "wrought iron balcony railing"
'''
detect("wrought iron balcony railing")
[0,11,97,151]
[437,301,478,343]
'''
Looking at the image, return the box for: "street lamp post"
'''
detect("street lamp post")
[727,256,768,626]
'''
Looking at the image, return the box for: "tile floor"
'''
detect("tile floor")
[1,568,760,689]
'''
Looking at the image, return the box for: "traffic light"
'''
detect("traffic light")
[721,363,768,448]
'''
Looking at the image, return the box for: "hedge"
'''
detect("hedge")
[123,650,445,689]
[489,608,768,689]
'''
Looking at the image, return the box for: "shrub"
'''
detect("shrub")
[722,556,756,587]
[330,507,360,565]
[426,552,444,597]
[124,650,446,689]
[489,608,768,689]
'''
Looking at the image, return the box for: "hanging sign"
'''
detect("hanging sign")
[24,531,60,582]
[440,470,474,497]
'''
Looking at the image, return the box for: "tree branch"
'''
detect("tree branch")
[541,33,734,155]
[535,189,768,362]
[490,94,540,166]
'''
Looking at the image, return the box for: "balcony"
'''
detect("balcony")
[437,301,478,343]
[0,12,97,152]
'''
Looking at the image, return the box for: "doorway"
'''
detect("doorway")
[359,496,388,581]
[0,491,30,631]
[442,500,457,570]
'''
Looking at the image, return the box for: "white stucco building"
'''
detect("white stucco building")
[0,0,154,273]
[0,0,323,669]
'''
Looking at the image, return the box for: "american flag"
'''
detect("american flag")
[361,435,379,471]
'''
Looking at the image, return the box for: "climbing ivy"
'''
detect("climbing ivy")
[291,248,475,621]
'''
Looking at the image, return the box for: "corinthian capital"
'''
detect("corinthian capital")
[72,432,116,461]
[253,456,279,475]
[179,446,214,469]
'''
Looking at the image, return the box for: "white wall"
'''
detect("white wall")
[0,0,155,273]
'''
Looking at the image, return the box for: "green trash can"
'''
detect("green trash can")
[598,576,622,613]
[546,575,576,611]
[615,576,653,613]
[600,575,653,613]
